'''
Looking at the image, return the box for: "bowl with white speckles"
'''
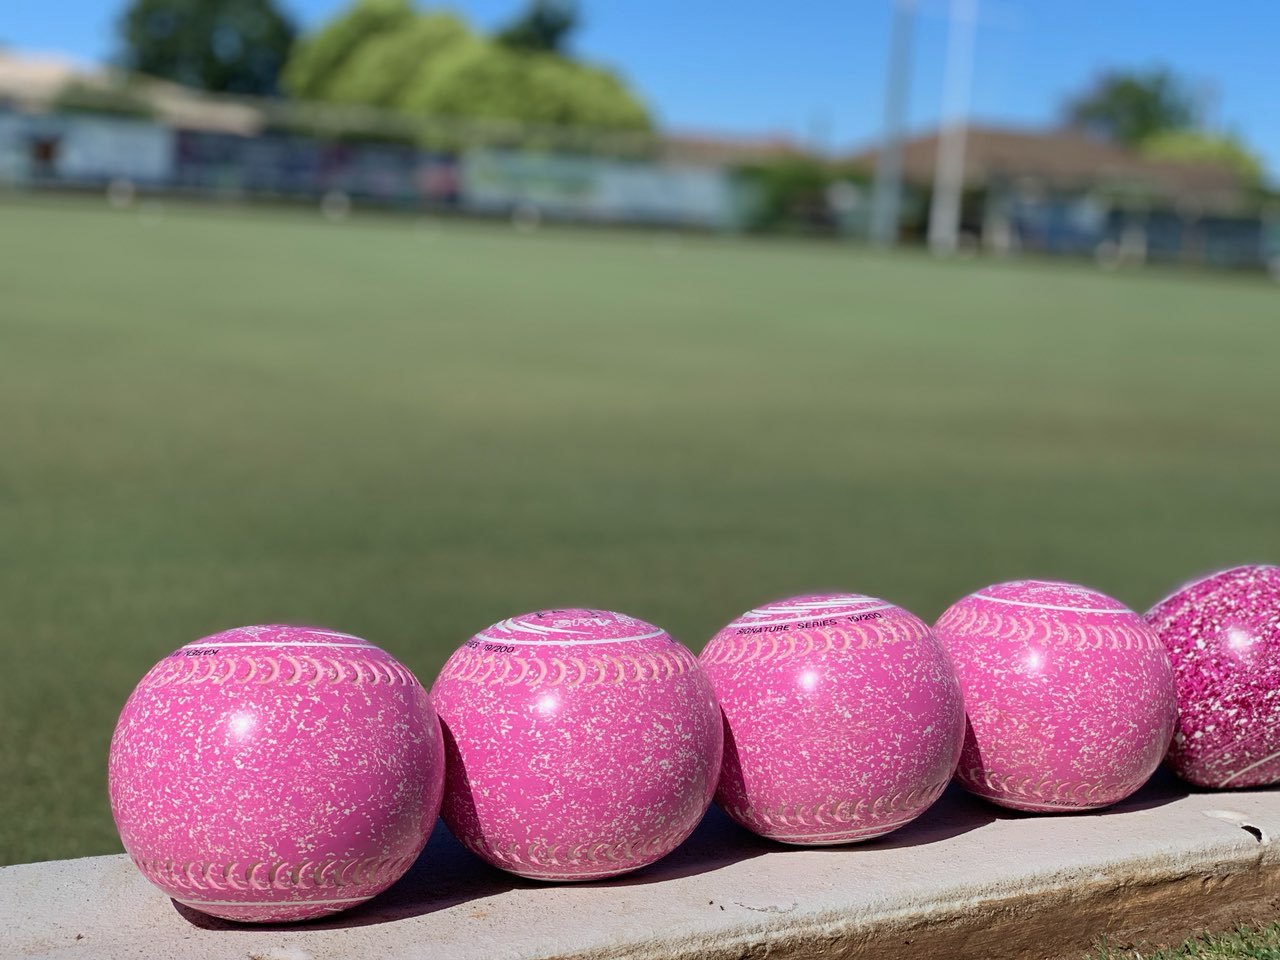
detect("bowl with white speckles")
[1146,564,1280,789]
[108,624,445,922]
[934,580,1177,812]
[431,609,723,881]
[701,593,966,845]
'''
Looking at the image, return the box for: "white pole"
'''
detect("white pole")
[870,0,917,247]
[928,0,979,255]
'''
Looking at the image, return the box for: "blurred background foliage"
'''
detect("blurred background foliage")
[1141,130,1265,188]
[1065,67,1266,188]
[736,156,871,234]
[120,0,297,95]
[274,0,648,131]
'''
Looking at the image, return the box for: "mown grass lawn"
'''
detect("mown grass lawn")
[2,196,1279,865]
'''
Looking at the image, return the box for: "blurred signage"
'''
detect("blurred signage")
[174,131,458,206]
[55,116,174,183]
[461,149,742,229]
[0,111,174,184]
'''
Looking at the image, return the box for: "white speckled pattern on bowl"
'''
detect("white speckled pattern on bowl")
[1147,565,1280,788]
[432,609,722,881]
[108,624,444,922]
[701,593,965,845]
[935,581,1177,812]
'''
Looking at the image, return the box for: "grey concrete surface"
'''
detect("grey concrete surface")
[3,771,1279,960]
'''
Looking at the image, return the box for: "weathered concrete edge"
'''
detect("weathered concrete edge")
[581,848,1279,960]
[5,783,1278,960]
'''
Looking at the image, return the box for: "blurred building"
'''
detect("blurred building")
[851,124,1274,269]
[0,51,261,132]
[0,49,761,230]
[658,133,805,167]
[0,50,262,188]
[1,49,1274,270]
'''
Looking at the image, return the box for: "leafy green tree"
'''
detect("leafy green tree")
[119,0,295,95]
[495,0,579,54]
[1064,68,1196,145]
[281,0,414,100]
[324,12,471,108]
[403,42,649,130]
[282,0,648,136]
[1142,130,1266,186]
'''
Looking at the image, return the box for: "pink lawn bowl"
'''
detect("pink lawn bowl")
[700,594,965,845]
[108,625,444,923]
[1146,565,1280,789]
[934,580,1177,812]
[431,609,722,881]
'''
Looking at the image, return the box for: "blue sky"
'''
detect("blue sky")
[7,0,1279,178]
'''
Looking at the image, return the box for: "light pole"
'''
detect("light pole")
[927,0,980,255]
[869,0,918,247]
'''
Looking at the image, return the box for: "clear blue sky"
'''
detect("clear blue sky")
[7,0,1279,178]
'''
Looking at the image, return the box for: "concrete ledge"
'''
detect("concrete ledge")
[4,771,1279,960]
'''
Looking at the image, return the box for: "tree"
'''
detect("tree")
[1064,68,1196,145]
[281,0,415,101]
[119,0,295,95]
[403,42,650,131]
[282,0,649,136]
[495,0,579,54]
[1142,130,1265,186]
[323,12,471,108]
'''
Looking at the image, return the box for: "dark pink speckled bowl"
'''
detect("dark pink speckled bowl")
[1147,565,1280,789]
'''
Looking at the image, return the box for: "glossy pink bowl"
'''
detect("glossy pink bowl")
[431,609,722,881]
[1146,565,1280,788]
[701,593,965,844]
[108,625,444,922]
[934,580,1176,812]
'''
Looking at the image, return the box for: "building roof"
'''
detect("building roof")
[0,50,263,135]
[0,51,84,108]
[659,131,807,166]
[850,124,1246,210]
